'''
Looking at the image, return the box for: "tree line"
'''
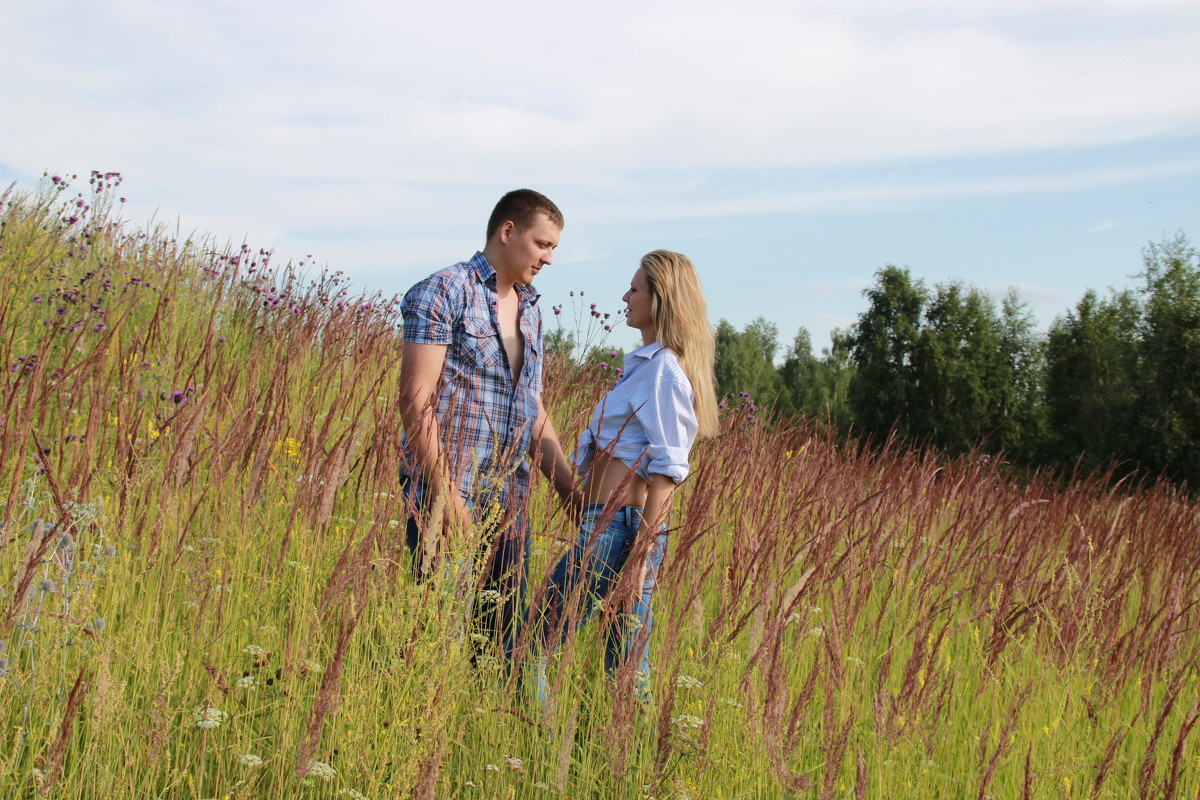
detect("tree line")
[715,233,1200,488]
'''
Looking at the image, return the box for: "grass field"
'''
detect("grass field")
[2,173,1198,799]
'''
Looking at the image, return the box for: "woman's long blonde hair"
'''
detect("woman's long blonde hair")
[642,250,719,438]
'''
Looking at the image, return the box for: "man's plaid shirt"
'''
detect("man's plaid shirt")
[400,252,543,505]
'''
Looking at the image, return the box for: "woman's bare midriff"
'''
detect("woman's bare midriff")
[582,449,649,508]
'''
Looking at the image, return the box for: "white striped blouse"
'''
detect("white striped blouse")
[573,341,698,484]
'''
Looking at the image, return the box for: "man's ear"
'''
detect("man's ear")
[496,220,515,244]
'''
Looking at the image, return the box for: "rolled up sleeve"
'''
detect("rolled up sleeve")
[401,275,455,345]
[634,378,697,484]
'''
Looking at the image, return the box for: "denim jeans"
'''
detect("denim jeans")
[401,477,529,658]
[540,503,668,679]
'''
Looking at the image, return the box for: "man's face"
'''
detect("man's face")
[498,213,560,284]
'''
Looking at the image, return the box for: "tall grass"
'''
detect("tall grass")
[1,173,1198,799]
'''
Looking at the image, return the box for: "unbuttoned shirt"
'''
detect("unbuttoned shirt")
[400,252,543,505]
[573,341,697,485]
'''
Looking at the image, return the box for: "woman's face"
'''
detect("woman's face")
[622,265,655,339]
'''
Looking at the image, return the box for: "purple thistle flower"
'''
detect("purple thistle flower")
[94,322,107,333]
[599,362,608,370]
[32,295,42,303]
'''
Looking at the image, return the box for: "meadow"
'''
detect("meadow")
[1,173,1198,799]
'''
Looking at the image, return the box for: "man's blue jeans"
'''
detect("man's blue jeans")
[540,503,668,679]
[401,477,529,658]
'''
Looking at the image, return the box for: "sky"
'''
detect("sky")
[2,0,1198,354]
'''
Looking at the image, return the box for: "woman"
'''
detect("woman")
[539,250,718,691]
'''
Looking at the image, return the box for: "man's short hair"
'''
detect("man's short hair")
[486,189,564,240]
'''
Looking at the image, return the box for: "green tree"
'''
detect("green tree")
[848,266,927,440]
[907,282,1008,452]
[780,327,855,428]
[1043,289,1141,473]
[1135,233,1200,484]
[850,269,1045,456]
[999,290,1047,453]
[714,317,785,411]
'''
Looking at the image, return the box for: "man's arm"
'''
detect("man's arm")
[530,396,582,512]
[398,341,472,530]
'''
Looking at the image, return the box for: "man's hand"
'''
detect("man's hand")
[531,395,579,515]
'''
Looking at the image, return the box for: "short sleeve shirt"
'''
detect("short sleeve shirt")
[400,252,543,503]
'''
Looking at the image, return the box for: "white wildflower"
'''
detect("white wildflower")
[236,675,257,689]
[474,655,501,671]
[193,706,226,729]
[477,589,502,605]
[485,764,500,772]
[239,753,264,768]
[30,768,46,784]
[675,674,703,690]
[534,782,550,789]
[808,627,825,637]
[670,714,704,729]
[242,644,266,659]
[338,789,369,800]
[718,696,743,709]
[503,754,525,772]
[306,760,336,781]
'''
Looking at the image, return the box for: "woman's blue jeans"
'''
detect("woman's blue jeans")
[540,503,668,681]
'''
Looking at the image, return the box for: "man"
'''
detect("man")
[398,189,578,655]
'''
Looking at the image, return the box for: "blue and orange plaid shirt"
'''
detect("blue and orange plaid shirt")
[400,252,543,505]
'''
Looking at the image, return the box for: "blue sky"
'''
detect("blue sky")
[2,0,1197,354]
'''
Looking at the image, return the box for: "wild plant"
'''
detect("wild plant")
[0,173,1197,798]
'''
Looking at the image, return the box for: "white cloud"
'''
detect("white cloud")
[4,0,1199,183]
[2,0,1197,345]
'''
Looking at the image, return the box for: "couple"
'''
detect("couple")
[397,189,717,689]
